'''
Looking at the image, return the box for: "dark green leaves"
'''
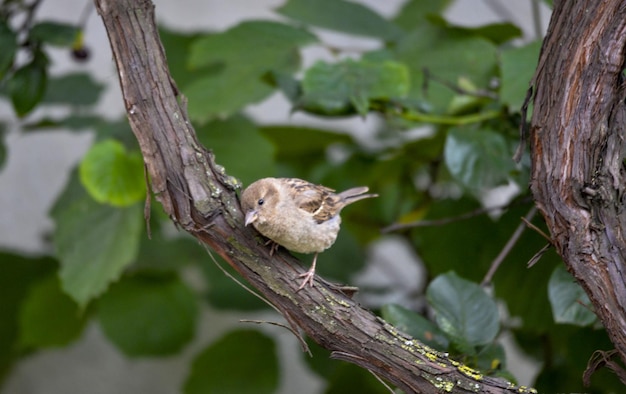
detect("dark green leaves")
[30,22,80,47]
[393,23,498,112]
[381,304,449,349]
[0,252,55,374]
[185,21,316,122]
[196,115,274,186]
[79,139,146,207]
[184,330,278,394]
[426,272,499,348]
[500,40,542,109]
[277,0,403,40]
[444,127,516,192]
[18,276,86,348]
[301,59,409,115]
[0,21,17,79]
[548,265,597,326]
[393,0,453,30]
[43,73,105,106]
[7,53,48,117]
[98,274,197,356]
[51,172,143,307]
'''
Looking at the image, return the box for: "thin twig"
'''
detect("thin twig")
[514,86,534,163]
[383,199,530,233]
[482,206,537,286]
[423,68,499,100]
[531,0,543,40]
[526,243,551,268]
[331,351,396,393]
[240,319,311,356]
[203,246,280,314]
[521,215,552,243]
[204,246,311,354]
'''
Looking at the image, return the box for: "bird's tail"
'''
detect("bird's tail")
[338,187,378,205]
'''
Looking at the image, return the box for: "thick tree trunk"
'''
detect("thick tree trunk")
[94,0,536,392]
[530,0,626,371]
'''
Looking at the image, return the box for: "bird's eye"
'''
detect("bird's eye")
[257,198,264,206]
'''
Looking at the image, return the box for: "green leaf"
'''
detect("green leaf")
[8,58,47,117]
[426,272,499,347]
[198,252,270,311]
[462,22,523,45]
[444,127,515,192]
[51,171,143,307]
[98,274,197,356]
[134,233,205,273]
[259,126,352,161]
[381,304,449,350]
[30,21,79,47]
[427,16,522,45]
[500,40,542,110]
[394,22,498,113]
[79,139,145,207]
[18,275,86,348]
[0,21,17,79]
[301,59,410,115]
[185,21,316,122]
[548,265,597,326]
[393,0,453,30]
[196,115,275,186]
[475,342,506,373]
[159,28,207,90]
[42,73,104,106]
[325,363,390,394]
[184,330,278,394]
[0,252,55,377]
[277,0,402,40]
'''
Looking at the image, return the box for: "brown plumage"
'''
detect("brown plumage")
[241,177,377,290]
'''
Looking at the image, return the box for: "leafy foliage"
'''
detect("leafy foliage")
[1,1,622,393]
[98,274,197,356]
[184,330,279,394]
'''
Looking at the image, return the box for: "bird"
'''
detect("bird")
[241,177,377,290]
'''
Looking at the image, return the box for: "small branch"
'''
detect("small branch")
[531,0,543,40]
[482,206,537,286]
[423,68,499,100]
[400,109,502,126]
[383,199,530,233]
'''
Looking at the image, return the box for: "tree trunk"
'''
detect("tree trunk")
[529,0,626,373]
[94,0,537,392]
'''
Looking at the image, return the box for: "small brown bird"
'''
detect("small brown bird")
[241,177,377,290]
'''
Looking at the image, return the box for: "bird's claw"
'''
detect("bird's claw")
[265,240,280,256]
[296,270,316,291]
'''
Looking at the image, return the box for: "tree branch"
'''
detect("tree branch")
[94,0,536,392]
[529,0,626,375]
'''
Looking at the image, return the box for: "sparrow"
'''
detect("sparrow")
[241,177,377,290]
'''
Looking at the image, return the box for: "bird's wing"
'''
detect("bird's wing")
[286,178,338,223]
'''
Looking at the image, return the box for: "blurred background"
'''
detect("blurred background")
[0,1,556,393]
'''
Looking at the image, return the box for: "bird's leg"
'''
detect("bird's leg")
[265,239,280,256]
[297,253,318,291]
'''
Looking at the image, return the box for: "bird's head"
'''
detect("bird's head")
[241,178,279,227]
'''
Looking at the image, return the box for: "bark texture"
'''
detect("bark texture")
[530,0,626,369]
[94,0,536,392]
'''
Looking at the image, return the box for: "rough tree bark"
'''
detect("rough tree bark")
[93,0,537,393]
[529,0,626,378]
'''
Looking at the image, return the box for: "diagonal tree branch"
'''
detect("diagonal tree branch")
[94,0,536,392]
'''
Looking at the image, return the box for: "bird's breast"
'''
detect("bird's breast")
[254,213,341,254]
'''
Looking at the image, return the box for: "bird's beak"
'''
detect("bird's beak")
[244,210,258,226]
